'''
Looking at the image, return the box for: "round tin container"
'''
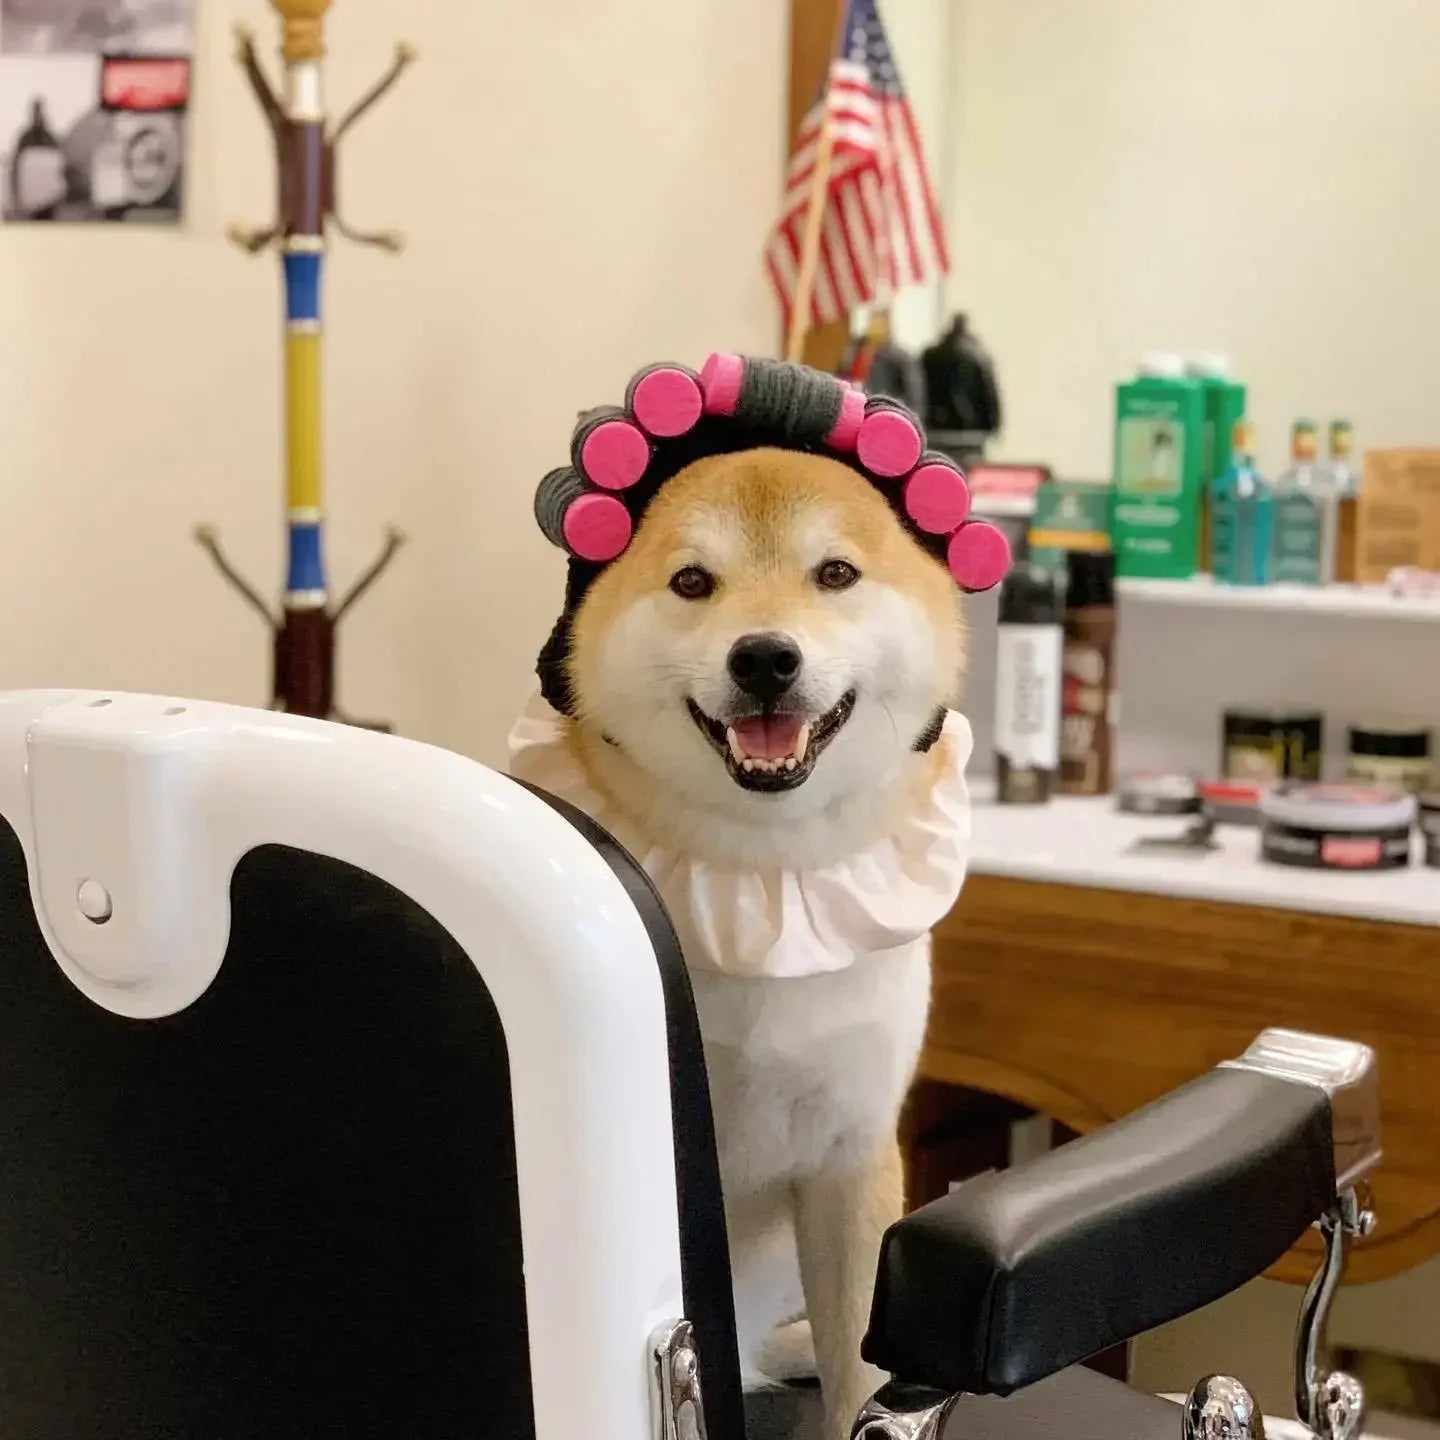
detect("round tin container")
[1197,779,1264,827]
[1259,781,1415,871]
[1117,770,1200,816]
[1346,719,1433,795]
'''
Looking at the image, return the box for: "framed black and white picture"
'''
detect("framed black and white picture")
[0,0,193,223]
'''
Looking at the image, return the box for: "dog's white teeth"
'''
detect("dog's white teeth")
[794,722,811,764]
[738,753,802,775]
[745,757,787,774]
[726,726,745,764]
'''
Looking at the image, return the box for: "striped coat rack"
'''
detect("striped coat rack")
[196,0,413,727]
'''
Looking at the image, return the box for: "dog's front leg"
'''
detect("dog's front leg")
[794,1138,902,1440]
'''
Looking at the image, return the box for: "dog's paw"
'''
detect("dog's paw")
[754,1315,819,1383]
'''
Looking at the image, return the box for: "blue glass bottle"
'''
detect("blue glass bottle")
[1210,420,1273,585]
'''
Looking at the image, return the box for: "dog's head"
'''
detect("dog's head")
[566,446,965,821]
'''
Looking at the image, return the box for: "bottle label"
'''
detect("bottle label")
[1211,479,1272,585]
[1346,754,1435,794]
[1226,737,1284,781]
[1061,636,1107,784]
[1272,490,1322,584]
[995,625,1062,769]
[15,149,65,215]
[1117,416,1184,497]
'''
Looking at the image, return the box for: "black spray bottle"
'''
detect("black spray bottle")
[994,562,1064,803]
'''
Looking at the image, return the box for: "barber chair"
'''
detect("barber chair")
[0,690,1381,1440]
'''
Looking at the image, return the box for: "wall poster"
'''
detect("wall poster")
[0,0,193,223]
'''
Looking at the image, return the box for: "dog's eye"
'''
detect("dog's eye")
[814,559,860,591]
[669,565,716,600]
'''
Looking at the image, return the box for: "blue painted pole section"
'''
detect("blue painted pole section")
[282,247,324,604]
[286,520,325,596]
[282,252,322,323]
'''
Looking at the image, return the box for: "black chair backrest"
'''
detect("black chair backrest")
[0,787,745,1439]
[0,825,534,1437]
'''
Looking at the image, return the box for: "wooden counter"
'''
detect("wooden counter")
[917,793,1440,1284]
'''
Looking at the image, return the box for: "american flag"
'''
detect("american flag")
[766,0,949,329]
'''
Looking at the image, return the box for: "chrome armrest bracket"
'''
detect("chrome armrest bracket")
[852,1381,960,1439]
[1220,1028,1381,1440]
[651,1319,707,1440]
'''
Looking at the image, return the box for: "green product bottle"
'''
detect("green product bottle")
[1271,419,1333,586]
[1186,355,1247,572]
[1111,353,1206,579]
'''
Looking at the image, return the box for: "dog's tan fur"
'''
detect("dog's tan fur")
[569,448,962,866]
[536,446,966,1439]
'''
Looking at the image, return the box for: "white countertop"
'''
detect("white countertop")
[966,782,1440,928]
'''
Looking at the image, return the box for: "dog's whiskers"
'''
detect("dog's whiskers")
[877,696,903,749]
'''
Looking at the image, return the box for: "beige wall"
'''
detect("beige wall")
[945,0,1440,480]
[0,0,785,763]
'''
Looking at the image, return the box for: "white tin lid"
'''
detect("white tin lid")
[1260,781,1417,832]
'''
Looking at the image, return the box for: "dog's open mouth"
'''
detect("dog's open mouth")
[685,690,857,792]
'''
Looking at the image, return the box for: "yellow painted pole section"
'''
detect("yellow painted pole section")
[285,329,321,512]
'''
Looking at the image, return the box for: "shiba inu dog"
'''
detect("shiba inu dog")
[511,434,976,1439]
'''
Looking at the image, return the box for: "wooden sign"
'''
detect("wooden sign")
[1356,449,1440,584]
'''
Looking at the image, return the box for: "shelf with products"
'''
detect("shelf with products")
[1116,574,1440,622]
[965,780,1440,927]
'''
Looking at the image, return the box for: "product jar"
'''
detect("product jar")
[1198,779,1264,827]
[1259,781,1415,871]
[1420,792,1440,868]
[1117,770,1200,816]
[1346,720,1433,794]
[1223,708,1322,782]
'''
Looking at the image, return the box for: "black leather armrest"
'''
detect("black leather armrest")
[862,1065,1336,1397]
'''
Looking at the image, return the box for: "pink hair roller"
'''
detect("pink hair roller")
[824,386,865,452]
[536,465,634,562]
[699,352,745,416]
[946,520,1012,593]
[903,461,972,535]
[562,492,633,562]
[856,405,924,478]
[575,415,651,491]
[627,364,704,438]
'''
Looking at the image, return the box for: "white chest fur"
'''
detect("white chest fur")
[690,937,932,1376]
[691,938,932,1187]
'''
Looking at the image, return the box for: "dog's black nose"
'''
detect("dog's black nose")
[727,632,803,704]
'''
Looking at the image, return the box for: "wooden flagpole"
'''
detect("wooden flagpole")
[784,0,851,363]
[784,129,836,362]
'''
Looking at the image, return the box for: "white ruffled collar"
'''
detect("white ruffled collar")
[506,695,972,979]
